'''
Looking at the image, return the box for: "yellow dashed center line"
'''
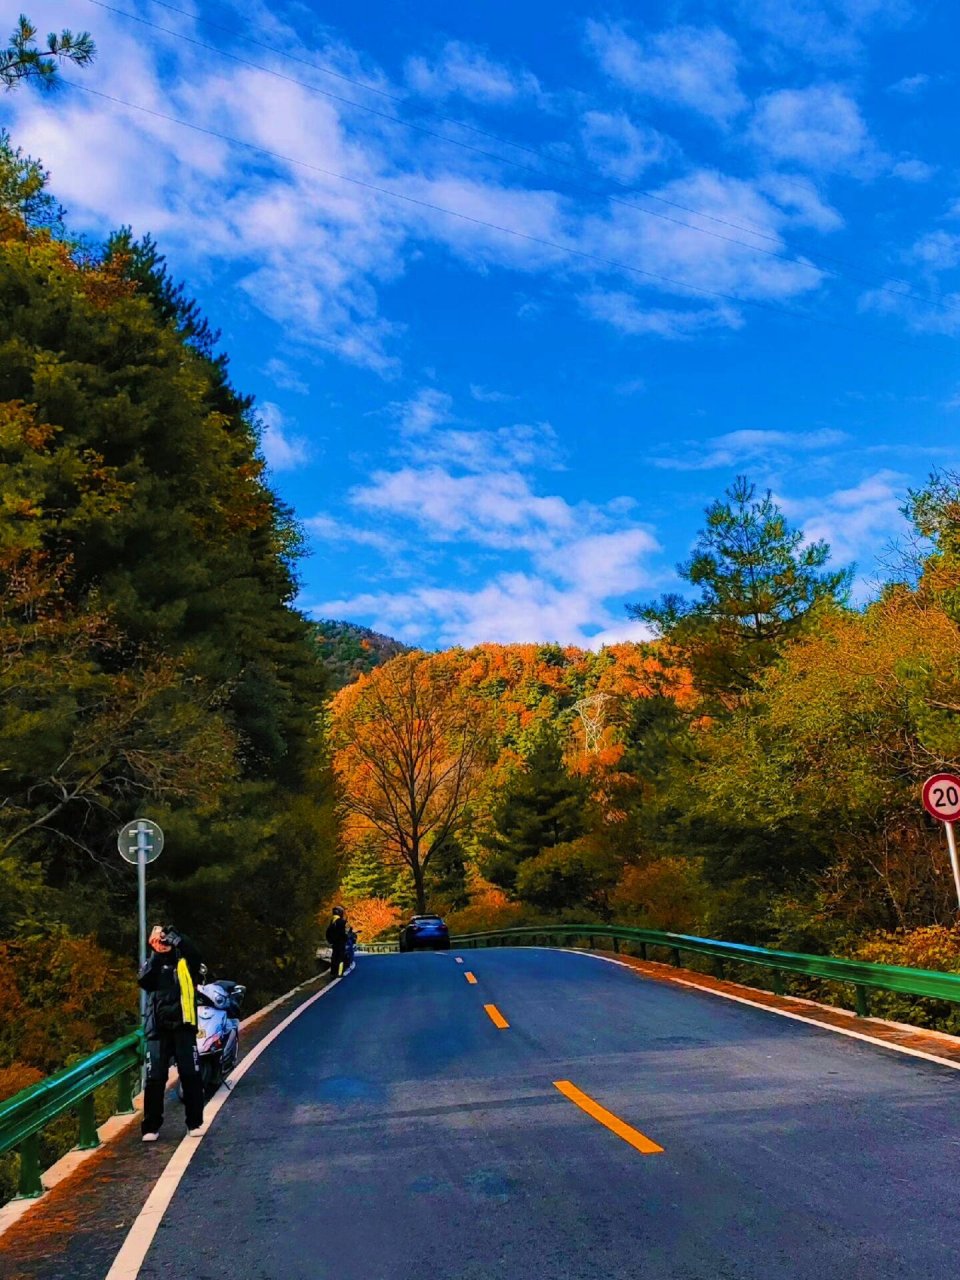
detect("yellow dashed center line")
[484,1003,510,1029]
[553,1081,663,1155]
[465,972,478,984]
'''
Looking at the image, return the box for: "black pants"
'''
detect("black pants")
[143,1027,204,1133]
[329,944,347,978]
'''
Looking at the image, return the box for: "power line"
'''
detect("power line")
[89,0,955,317]
[60,77,916,346]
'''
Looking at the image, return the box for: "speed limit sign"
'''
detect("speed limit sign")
[922,774,960,823]
[922,774,960,911]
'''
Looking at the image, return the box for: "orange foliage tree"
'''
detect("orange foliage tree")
[330,652,492,913]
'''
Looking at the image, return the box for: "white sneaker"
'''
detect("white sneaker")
[142,1132,159,1143]
[187,1125,207,1138]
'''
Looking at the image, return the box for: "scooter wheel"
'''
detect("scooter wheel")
[200,1058,220,1101]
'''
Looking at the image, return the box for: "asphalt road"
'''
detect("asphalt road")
[138,948,960,1280]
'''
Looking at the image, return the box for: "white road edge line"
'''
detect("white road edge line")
[103,975,344,1280]
[0,972,330,1242]
[575,949,960,1074]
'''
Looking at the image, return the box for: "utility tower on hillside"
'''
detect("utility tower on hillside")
[572,692,611,755]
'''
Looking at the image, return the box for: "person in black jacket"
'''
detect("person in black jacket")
[326,906,348,979]
[138,924,205,1141]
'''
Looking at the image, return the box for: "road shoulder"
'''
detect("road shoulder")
[588,949,960,1069]
[0,972,332,1280]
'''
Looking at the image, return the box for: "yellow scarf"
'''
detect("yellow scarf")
[177,957,197,1026]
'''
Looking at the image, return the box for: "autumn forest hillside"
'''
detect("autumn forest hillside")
[312,619,410,690]
[330,480,960,1037]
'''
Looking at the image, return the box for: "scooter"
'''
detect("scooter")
[181,976,246,1100]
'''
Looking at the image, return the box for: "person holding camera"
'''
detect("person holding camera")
[326,905,349,979]
[138,924,205,1141]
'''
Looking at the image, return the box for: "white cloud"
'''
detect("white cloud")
[579,111,675,183]
[586,619,658,648]
[616,378,648,396]
[469,384,515,403]
[405,40,541,105]
[390,388,455,435]
[305,513,393,551]
[652,427,848,471]
[909,231,960,273]
[891,158,937,183]
[888,72,934,96]
[577,169,827,334]
[586,21,745,125]
[780,469,909,593]
[539,529,660,596]
[748,85,876,173]
[349,466,579,551]
[740,1,914,64]
[3,3,854,378]
[315,560,659,649]
[860,225,960,334]
[406,423,563,473]
[320,377,663,645]
[757,174,844,233]
[263,358,309,394]
[258,402,310,471]
[860,284,960,336]
[581,290,742,339]
[385,389,561,472]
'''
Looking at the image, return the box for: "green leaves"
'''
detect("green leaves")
[630,475,851,702]
[480,725,589,895]
[1,16,95,92]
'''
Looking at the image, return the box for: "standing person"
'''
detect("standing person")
[326,906,348,979]
[139,924,205,1141]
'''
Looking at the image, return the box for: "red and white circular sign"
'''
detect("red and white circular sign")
[922,774,960,823]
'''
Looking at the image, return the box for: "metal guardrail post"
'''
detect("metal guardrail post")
[17,1134,43,1199]
[613,937,620,953]
[670,947,681,968]
[77,1095,100,1150]
[855,984,870,1018]
[639,942,647,961]
[772,971,785,996]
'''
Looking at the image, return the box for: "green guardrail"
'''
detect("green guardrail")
[0,1030,143,1200]
[440,924,960,1019]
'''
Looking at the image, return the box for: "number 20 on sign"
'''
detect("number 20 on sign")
[922,774,960,909]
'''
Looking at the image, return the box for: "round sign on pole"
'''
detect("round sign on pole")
[117,818,164,864]
[921,775,960,824]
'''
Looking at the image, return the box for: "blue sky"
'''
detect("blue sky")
[5,0,960,646]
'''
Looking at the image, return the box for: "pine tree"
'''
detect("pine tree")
[481,726,587,895]
[1,15,95,91]
[341,838,396,901]
[629,476,850,701]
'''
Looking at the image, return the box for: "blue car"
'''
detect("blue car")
[399,915,450,952]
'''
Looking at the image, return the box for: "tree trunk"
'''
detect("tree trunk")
[411,857,427,914]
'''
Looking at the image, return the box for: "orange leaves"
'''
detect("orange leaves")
[341,897,401,940]
[0,934,137,1078]
[0,399,55,453]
